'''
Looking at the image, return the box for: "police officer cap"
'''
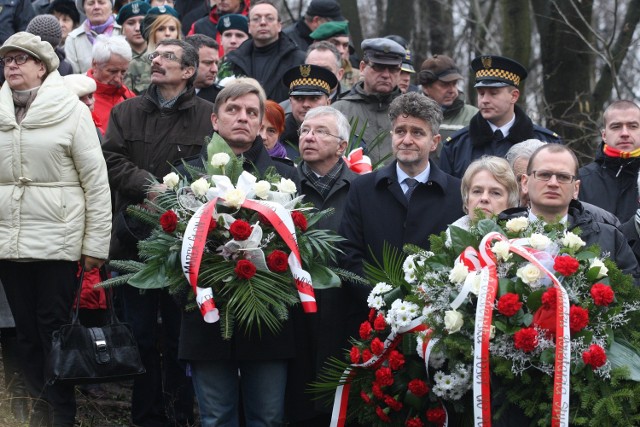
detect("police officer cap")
[116,1,151,26]
[361,38,405,66]
[309,20,349,40]
[282,64,338,97]
[471,55,528,88]
[217,14,249,35]
[401,49,415,73]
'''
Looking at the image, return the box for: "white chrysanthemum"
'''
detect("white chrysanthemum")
[403,255,418,284]
[590,258,608,279]
[444,309,464,333]
[190,177,210,197]
[529,233,552,250]
[372,282,392,295]
[437,374,455,390]
[505,217,528,233]
[162,172,179,189]
[254,180,271,199]
[449,262,469,284]
[275,178,297,194]
[492,240,512,261]
[433,371,445,383]
[210,152,231,168]
[561,231,586,251]
[429,351,446,369]
[516,263,542,284]
[224,188,246,209]
[367,294,385,310]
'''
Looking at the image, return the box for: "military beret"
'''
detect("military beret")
[147,5,180,19]
[361,37,405,66]
[116,1,151,26]
[309,20,349,40]
[217,14,249,35]
[471,55,528,88]
[282,64,338,97]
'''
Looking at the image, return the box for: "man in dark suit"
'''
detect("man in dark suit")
[185,33,221,103]
[339,92,464,334]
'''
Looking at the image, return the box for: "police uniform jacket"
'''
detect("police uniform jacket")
[179,138,300,362]
[579,142,640,223]
[498,200,640,279]
[440,104,561,178]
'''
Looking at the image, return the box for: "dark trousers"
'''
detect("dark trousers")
[0,260,78,427]
[121,285,194,427]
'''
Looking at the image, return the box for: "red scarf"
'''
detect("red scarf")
[603,143,640,159]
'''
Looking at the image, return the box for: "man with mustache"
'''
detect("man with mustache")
[440,55,561,178]
[102,39,214,427]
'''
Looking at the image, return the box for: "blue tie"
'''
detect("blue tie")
[405,178,419,201]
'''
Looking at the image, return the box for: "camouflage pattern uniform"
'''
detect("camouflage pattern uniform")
[124,48,151,95]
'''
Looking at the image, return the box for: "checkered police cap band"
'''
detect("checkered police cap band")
[475,68,521,87]
[289,78,331,94]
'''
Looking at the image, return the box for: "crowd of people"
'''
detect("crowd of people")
[1,0,639,426]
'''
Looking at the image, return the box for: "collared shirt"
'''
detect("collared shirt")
[528,209,568,225]
[397,162,431,194]
[489,113,516,138]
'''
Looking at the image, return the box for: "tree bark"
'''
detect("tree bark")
[500,0,531,105]
[341,0,364,58]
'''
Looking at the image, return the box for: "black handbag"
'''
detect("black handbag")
[46,267,145,385]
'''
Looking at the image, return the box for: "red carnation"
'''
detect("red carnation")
[497,293,523,317]
[359,321,373,340]
[388,350,405,371]
[266,250,288,273]
[533,305,557,337]
[229,220,252,240]
[360,390,372,405]
[541,287,558,309]
[384,395,403,411]
[291,211,308,232]
[426,407,446,424]
[375,367,394,387]
[408,379,429,397]
[514,327,538,352]
[406,417,424,427]
[368,308,377,323]
[374,313,387,331]
[371,381,384,398]
[554,255,580,277]
[590,283,614,306]
[362,349,373,363]
[375,406,391,423]
[234,259,256,280]
[350,346,360,364]
[569,305,589,334]
[371,337,384,355]
[582,344,607,369]
[258,213,271,227]
[159,210,178,233]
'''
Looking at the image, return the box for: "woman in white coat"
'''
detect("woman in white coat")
[0,32,112,427]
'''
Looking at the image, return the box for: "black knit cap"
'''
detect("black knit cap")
[48,0,81,26]
[26,15,63,48]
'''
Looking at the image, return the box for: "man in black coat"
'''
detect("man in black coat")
[339,92,464,338]
[185,33,221,103]
[440,55,561,178]
[224,1,306,102]
[179,81,299,427]
[579,100,640,223]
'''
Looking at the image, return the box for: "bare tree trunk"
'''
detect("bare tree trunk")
[500,0,531,105]
[426,0,454,55]
[341,0,364,57]
[384,0,415,39]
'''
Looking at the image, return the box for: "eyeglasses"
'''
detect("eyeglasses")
[147,51,181,62]
[0,53,32,66]
[530,170,576,184]
[368,62,402,74]
[298,127,342,140]
[249,15,277,23]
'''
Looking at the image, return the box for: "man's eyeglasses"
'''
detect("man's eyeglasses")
[368,62,401,74]
[147,51,181,62]
[0,53,32,66]
[530,170,576,184]
[298,127,342,140]
[249,15,277,23]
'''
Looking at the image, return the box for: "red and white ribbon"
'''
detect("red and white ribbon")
[342,148,372,174]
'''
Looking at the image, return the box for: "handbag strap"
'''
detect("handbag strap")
[71,266,85,324]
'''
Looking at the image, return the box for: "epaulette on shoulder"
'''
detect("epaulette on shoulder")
[534,125,561,139]
[445,127,470,144]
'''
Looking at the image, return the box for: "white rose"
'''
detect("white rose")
[469,271,482,295]
[449,262,470,284]
[276,178,297,194]
[190,177,210,197]
[529,233,552,250]
[491,241,512,261]
[210,153,231,168]
[254,180,271,199]
[561,231,586,251]
[444,310,464,334]
[224,188,246,209]
[163,172,180,189]
[590,258,609,279]
[505,217,529,233]
[516,263,542,284]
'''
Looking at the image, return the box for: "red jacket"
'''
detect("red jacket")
[88,68,136,135]
[187,1,250,57]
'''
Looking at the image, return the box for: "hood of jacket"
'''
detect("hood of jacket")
[340,81,402,111]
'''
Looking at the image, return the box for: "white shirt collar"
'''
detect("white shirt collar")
[489,113,516,138]
[397,162,431,193]
[528,209,568,225]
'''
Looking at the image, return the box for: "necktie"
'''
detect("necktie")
[405,178,419,201]
[493,129,504,141]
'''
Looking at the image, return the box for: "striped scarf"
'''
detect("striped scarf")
[603,143,640,159]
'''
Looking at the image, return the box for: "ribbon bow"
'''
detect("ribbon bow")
[342,148,372,174]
